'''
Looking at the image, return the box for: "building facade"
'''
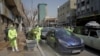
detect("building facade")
[0,0,27,41]
[38,3,47,25]
[44,17,57,27]
[58,0,76,26]
[76,0,100,25]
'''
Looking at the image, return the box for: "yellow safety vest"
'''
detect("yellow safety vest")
[8,29,17,39]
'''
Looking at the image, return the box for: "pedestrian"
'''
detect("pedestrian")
[34,25,43,43]
[64,26,74,32]
[8,24,19,52]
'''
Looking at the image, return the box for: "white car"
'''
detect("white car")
[75,27,100,50]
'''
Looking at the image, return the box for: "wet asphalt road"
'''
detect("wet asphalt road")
[40,40,100,56]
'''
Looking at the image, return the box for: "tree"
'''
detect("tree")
[25,8,38,30]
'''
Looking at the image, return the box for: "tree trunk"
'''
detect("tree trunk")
[18,18,23,32]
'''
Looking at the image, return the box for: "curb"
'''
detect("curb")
[37,43,46,56]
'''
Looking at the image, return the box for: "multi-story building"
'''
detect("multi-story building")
[58,0,76,26]
[76,0,100,25]
[44,17,57,27]
[0,0,27,41]
[38,3,47,25]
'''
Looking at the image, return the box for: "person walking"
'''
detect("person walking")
[34,26,43,43]
[8,25,19,52]
[64,26,73,32]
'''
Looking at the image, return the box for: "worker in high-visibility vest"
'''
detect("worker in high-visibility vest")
[64,26,74,32]
[8,25,19,52]
[34,26,43,43]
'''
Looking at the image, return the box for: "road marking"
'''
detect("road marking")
[37,42,46,56]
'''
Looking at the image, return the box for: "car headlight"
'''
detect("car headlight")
[58,39,70,47]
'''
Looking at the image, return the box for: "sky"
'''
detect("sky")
[21,0,68,18]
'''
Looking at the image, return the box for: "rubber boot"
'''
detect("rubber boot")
[15,47,19,52]
[12,47,15,52]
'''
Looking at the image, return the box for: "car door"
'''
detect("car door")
[82,30,92,46]
[47,30,55,46]
[76,30,91,46]
[50,32,56,47]
[88,30,99,49]
[91,30,100,50]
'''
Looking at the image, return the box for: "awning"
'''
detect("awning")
[77,14,100,19]
[76,14,100,26]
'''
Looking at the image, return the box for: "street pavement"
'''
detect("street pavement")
[40,40,100,56]
[40,40,59,56]
[0,46,41,56]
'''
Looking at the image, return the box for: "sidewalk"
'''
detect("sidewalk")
[0,47,41,56]
[0,32,41,56]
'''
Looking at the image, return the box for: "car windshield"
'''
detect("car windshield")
[55,28,72,38]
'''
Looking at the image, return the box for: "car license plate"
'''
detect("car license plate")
[72,50,80,53]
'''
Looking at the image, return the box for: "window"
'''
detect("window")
[77,3,80,8]
[62,13,64,16]
[81,1,85,6]
[89,31,98,38]
[74,3,76,6]
[86,8,90,12]
[83,29,89,35]
[81,10,85,15]
[87,0,90,5]
[63,7,65,9]
[77,12,80,16]
[91,7,94,12]
[97,30,100,37]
